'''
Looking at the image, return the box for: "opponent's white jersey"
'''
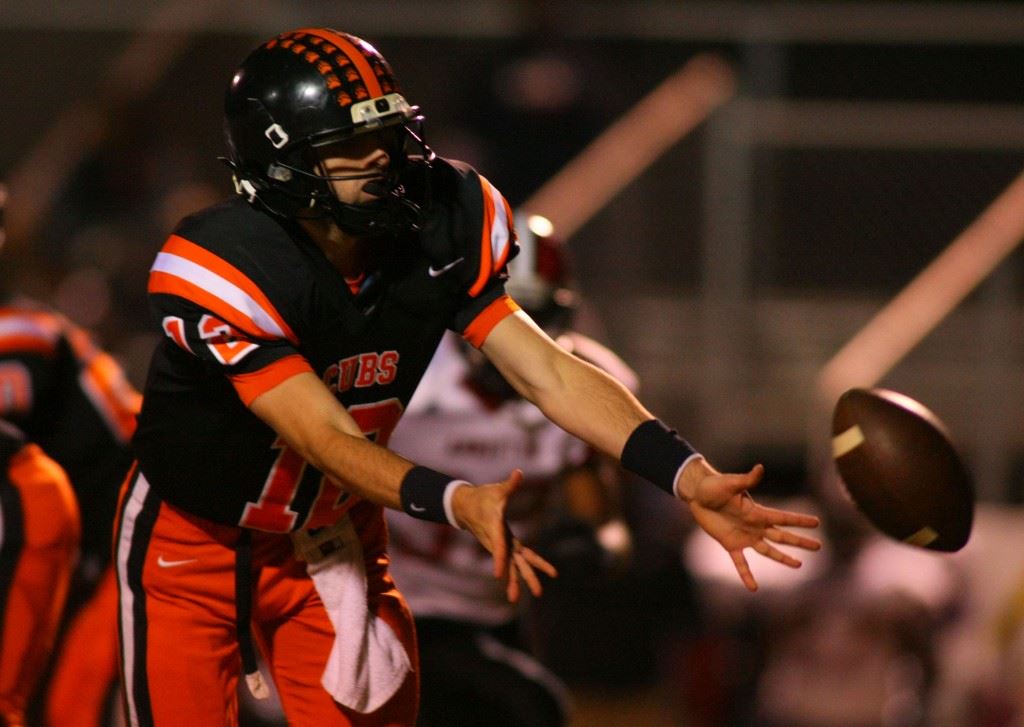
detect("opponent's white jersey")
[386,330,636,625]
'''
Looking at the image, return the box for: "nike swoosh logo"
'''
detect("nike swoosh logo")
[409,503,427,512]
[157,556,199,568]
[427,257,464,277]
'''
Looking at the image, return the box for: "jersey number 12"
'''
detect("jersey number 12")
[239,398,404,531]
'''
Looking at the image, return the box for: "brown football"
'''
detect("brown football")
[831,388,974,552]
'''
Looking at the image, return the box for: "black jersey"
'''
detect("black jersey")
[134,158,519,532]
[0,300,140,558]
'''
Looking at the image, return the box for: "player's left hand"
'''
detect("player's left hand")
[450,469,559,602]
[680,461,821,592]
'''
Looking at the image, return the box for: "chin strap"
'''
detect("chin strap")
[321,178,424,237]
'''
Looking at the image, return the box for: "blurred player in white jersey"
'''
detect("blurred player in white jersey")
[386,214,636,726]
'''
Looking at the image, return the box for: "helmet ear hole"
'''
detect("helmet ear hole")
[264,124,289,149]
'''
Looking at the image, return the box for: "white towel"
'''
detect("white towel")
[298,516,412,713]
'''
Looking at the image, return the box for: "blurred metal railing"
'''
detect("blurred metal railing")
[689,97,1024,501]
[2,1,1024,43]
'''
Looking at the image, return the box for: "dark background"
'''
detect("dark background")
[4,3,1024,724]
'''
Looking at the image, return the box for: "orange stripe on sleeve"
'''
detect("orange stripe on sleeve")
[229,354,315,406]
[80,353,142,441]
[58,324,140,441]
[469,177,498,298]
[160,236,298,344]
[0,335,58,356]
[299,28,384,97]
[63,325,98,360]
[0,309,63,333]
[0,310,62,356]
[148,271,267,342]
[462,295,520,348]
[62,325,141,441]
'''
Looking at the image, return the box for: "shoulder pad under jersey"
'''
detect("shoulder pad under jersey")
[418,158,519,298]
[150,198,306,348]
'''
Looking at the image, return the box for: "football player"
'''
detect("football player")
[384,217,634,726]
[0,420,79,727]
[0,183,141,727]
[118,27,820,726]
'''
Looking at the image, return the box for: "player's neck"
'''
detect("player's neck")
[299,218,367,278]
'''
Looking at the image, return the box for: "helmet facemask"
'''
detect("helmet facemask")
[302,121,433,238]
[230,100,432,238]
[223,29,434,238]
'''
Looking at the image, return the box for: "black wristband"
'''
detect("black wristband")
[400,466,466,527]
[621,419,700,497]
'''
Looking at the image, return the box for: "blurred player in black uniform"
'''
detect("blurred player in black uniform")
[118,27,820,726]
[0,184,139,726]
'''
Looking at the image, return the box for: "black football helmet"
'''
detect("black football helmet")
[224,28,432,236]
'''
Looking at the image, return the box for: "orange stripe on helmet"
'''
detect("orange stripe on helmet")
[158,235,298,344]
[295,28,384,98]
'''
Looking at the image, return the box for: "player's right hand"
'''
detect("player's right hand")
[450,469,559,603]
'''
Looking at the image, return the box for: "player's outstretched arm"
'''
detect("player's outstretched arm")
[249,371,557,600]
[480,311,820,591]
[250,372,413,510]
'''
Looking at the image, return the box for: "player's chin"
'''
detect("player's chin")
[359,178,388,200]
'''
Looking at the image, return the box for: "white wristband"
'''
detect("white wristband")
[442,480,469,529]
[672,453,706,500]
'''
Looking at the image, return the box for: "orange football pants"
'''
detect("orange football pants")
[0,444,80,727]
[44,564,119,727]
[114,471,418,727]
